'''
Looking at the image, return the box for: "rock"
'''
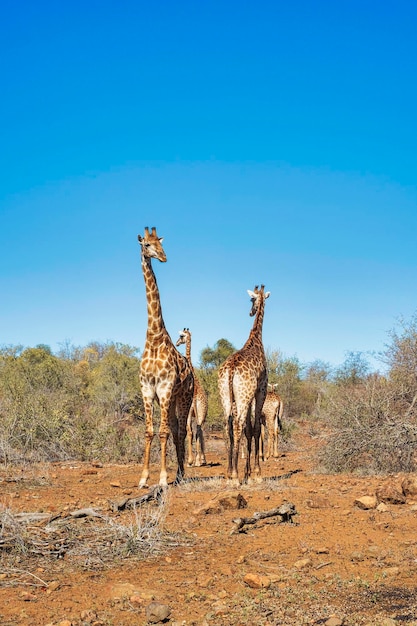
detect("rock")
[80,610,97,622]
[306,496,331,509]
[145,601,171,623]
[325,617,344,626]
[382,566,400,577]
[108,582,138,599]
[193,491,247,515]
[109,480,121,488]
[376,502,389,512]
[20,591,37,601]
[243,572,271,588]
[293,558,312,569]
[376,482,406,505]
[402,475,417,498]
[354,496,377,510]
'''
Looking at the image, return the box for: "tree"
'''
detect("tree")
[334,351,370,387]
[200,339,235,369]
[198,339,236,427]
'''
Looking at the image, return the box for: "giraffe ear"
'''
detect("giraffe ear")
[159,237,164,244]
[138,235,143,243]
[265,291,271,299]
[247,290,256,298]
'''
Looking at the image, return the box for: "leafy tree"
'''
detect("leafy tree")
[200,339,235,369]
[198,339,236,427]
[334,351,370,387]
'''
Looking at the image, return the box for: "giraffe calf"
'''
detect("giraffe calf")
[260,386,284,460]
[176,329,208,467]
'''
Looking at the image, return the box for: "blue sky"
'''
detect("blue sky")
[1,1,416,370]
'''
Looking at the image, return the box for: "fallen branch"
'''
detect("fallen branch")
[231,501,297,534]
[109,485,164,512]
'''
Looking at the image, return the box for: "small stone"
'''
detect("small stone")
[293,558,312,569]
[383,566,400,577]
[145,601,171,623]
[243,572,271,588]
[376,502,389,512]
[325,617,344,626]
[108,582,138,598]
[306,496,331,509]
[354,496,377,510]
[193,491,247,515]
[20,591,37,601]
[110,480,121,488]
[130,593,144,606]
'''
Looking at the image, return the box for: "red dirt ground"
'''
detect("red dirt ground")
[1,425,417,626]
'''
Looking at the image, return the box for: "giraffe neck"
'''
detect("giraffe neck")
[185,337,192,364]
[142,253,166,336]
[246,297,266,347]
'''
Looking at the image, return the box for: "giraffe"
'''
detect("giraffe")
[218,285,270,484]
[260,383,284,460]
[137,227,194,488]
[176,328,208,467]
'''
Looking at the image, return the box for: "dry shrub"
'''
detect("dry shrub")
[318,374,417,474]
[0,490,190,575]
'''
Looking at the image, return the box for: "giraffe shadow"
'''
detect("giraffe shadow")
[266,469,303,481]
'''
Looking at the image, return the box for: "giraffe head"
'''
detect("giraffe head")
[176,328,190,347]
[138,226,167,262]
[247,285,271,317]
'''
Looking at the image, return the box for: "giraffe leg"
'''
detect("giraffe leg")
[195,397,207,466]
[253,417,262,481]
[170,399,189,485]
[260,417,266,462]
[265,415,272,460]
[225,416,235,480]
[231,417,245,485]
[158,400,172,487]
[244,415,253,483]
[186,411,194,467]
[273,419,279,457]
[139,393,155,488]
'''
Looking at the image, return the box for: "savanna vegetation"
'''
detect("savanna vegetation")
[1,313,417,474]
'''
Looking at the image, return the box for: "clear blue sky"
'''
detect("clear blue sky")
[1,1,417,370]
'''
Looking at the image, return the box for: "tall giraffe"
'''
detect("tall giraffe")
[260,383,284,460]
[176,328,208,467]
[218,285,270,484]
[137,227,194,488]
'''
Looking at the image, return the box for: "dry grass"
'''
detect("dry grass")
[0,489,192,581]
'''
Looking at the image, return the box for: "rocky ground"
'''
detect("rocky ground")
[1,424,417,626]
